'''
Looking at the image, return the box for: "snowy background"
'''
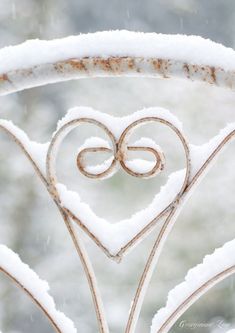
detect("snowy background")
[0,1,235,332]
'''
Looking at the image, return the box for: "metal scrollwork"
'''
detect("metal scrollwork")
[1,34,235,333]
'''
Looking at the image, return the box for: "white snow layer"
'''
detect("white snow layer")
[189,122,235,179]
[1,107,235,254]
[1,31,235,73]
[0,245,76,333]
[56,106,183,137]
[76,137,158,176]
[0,119,49,176]
[53,107,187,254]
[150,239,235,333]
[76,137,115,176]
[57,169,185,254]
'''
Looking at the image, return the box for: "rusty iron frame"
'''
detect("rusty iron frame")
[1,56,235,95]
[0,54,235,333]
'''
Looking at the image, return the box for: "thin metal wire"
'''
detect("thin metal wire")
[0,124,109,333]
[125,127,235,333]
[0,267,63,333]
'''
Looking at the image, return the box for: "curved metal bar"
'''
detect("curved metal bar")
[125,129,235,333]
[185,129,235,192]
[118,116,190,181]
[116,116,190,259]
[58,208,109,333]
[46,117,117,194]
[0,123,109,333]
[46,115,190,260]
[155,265,235,333]
[2,113,235,333]
[1,57,235,96]
[124,207,178,333]
[124,146,165,178]
[77,147,116,179]
[0,124,47,185]
[0,267,62,333]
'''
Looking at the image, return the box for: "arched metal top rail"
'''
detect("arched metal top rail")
[1,31,235,95]
[1,56,235,95]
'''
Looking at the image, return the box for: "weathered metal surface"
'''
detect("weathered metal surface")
[45,115,191,261]
[1,49,235,333]
[0,56,235,95]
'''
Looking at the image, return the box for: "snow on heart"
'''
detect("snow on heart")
[2,106,234,257]
[47,106,190,256]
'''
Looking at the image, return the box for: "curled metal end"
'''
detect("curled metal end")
[76,143,165,179]
[75,120,166,180]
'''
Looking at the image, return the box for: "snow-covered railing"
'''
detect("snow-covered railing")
[0,245,77,333]
[1,31,235,95]
[0,31,235,333]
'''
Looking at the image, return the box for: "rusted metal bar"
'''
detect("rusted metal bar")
[1,57,235,96]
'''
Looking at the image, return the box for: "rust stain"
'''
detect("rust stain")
[127,58,135,70]
[97,58,113,71]
[181,63,218,85]
[210,66,217,83]
[107,57,123,72]
[152,59,163,71]
[67,58,87,71]
[152,59,171,78]
[0,73,9,82]
[161,59,171,78]
[183,63,190,78]
[191,64,199,73]
[55,58,88,72]
[54,62,64,73]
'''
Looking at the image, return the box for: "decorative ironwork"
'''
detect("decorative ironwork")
[0,42,235,333]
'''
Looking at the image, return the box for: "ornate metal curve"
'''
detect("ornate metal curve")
[45,111,191,261]
[1,33,235,333]
[76,125,166,180]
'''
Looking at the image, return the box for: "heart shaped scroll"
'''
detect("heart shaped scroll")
[46,107,191,259]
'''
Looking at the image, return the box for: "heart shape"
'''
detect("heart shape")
[46,107,191,259]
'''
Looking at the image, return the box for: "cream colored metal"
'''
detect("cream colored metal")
[0,50,235,333]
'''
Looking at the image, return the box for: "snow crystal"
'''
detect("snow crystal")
[0,245,76,333]
[151,239,235,333]
[1,31,235,73]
